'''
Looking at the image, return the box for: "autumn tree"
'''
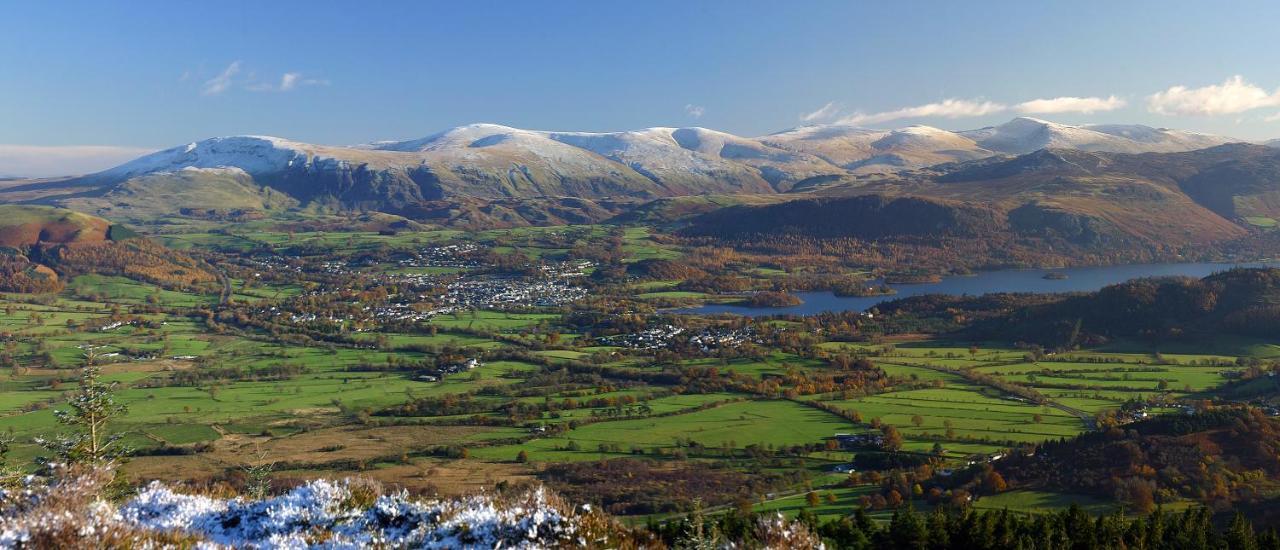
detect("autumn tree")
[882,425,904,452]
[981,469,1007,494]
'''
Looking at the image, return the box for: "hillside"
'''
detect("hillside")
[0,204,114,247]
[962,268,1280,347]
[0,205,214,293]
[683,195,1006,240]
[974,408,1280,513]
[675,144,1280,268]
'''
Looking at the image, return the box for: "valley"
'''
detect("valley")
[4,113,1280,550]
[1,206,1278,539]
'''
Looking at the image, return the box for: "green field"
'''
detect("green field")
[0,219,1267,524]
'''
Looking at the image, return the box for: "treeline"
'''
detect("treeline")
[653,503,1280,550]
[966,408,1280,513]
[163,363,309,386]
[0,254,63,293]
[38,239,219,291]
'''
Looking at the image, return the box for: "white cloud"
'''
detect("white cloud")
[1265,112,1280,123]
[1015,95,1126,114]
[683,104,705,119]
[279,72,301,91]
[800,101,841,122]
[201,61,241,96]
[1148,75,1280,116]
[247,71,329,92]
[0,145,155,178]
[838,98,1006,125]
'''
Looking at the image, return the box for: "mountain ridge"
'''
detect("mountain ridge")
[1,118,1276,231]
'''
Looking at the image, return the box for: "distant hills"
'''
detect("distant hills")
[0,117,1270,220]
[686,143,1280,261]
[1,118,1280,262]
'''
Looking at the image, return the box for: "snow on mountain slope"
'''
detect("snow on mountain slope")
[379,125,835,193]
[665,127,845,189]
[68,119,1268,213]
[759,124,883,167]
[373,124,677,197]
[1083,124,1236,151]
[761,123,993,173]
[99,136,412,180]
[960,117,1134,155]
[546,127,775,193]
[961,117,1238,155]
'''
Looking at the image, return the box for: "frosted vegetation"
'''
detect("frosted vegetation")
[0,468,822,549]
[0,469,606,548]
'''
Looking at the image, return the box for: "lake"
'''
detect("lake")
[676,261,1279,316]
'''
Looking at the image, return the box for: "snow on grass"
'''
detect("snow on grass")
[2,473,586,549]
[117,480,577,548]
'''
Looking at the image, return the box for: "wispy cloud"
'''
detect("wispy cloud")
[0,145,155,178]
[1266,112,1280,123]
[800,101,842,122]
[1015,95,1126,114]
[1148,75,1280,116]
[247,71,330,92]
[684,104,705,119]
[812,93,1126,126]
[201,61,241,96]
[839,99,1006,126]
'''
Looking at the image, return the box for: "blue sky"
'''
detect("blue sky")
[3,0,1280,175]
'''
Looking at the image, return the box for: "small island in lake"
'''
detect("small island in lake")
[743,290,803,308]
[883,272,943,284]
[1043,272,1069,280]
[832,282,898,297]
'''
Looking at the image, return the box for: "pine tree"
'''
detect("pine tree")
[1227,513,1259,550]
[37,359,127,466]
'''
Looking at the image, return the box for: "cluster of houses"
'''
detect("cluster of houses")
[538,259,593,278]
[597,325,756,352]
[688,327,755,352]
[397,243,484,269]
[435,277,588,311]
[598,325,685,349]
[253,253,593,329]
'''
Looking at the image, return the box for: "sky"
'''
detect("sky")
[3,0,1280,176]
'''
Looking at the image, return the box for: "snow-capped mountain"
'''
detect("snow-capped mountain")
[83,119,1251,195]
[30,118,1263,221]
[1083,123,1232,151]
[98,135,411,180]
[960,117,1237,155]
[370,124,840,193]
[761,124,994,173]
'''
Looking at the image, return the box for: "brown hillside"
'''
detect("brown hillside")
[0,205,111,247]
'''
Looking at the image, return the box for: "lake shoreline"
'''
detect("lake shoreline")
[674,260,1280,317]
